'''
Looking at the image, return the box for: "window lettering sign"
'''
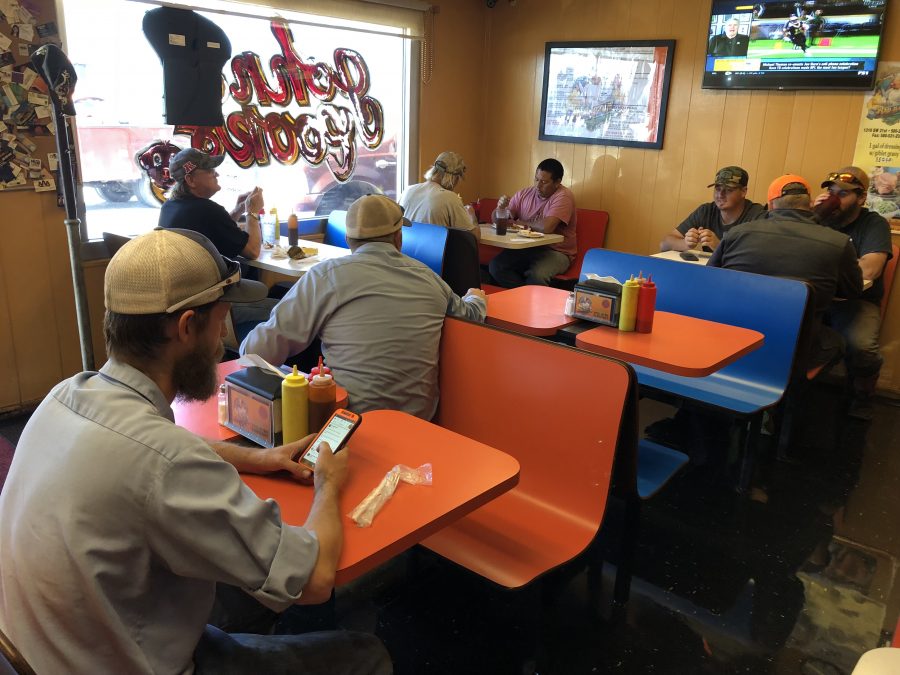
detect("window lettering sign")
[175,21,384,183]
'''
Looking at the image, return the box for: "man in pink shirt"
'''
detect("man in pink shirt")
[488,158,578,287]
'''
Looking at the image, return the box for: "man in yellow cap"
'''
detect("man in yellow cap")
[709,174,862,369]
[242,195,487,420]
[813,166,893,420]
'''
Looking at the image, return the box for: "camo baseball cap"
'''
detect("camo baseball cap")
[707,166,749,189]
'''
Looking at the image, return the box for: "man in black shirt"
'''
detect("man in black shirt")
[661,166,766,252]
[159,148,274,324]
[814,166,893,419]
[709,174,862,370]
[708,17,750,57]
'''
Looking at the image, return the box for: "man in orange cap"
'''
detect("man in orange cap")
[709,174,862,370]
[813,166,893,420]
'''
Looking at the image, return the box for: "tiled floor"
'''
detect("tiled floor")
[2,380,898,674]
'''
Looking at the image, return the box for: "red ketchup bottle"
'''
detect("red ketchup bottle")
[308,356,336,432]
[635,275,657,333]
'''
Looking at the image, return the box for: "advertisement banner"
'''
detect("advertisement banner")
[853,61,900,226]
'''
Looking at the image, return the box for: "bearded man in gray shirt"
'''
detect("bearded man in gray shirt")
[242,195,487,420]
[0,228,391,674]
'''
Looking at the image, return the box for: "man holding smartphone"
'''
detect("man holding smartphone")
[0,229,391,674]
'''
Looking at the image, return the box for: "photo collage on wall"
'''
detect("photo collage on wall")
[0,0,61,192]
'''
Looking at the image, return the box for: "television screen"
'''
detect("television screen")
[702,0,889,90]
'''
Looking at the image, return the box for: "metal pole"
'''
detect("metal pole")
[53,108,94,371]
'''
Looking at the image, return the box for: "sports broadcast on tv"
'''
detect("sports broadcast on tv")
[702,1,889,90]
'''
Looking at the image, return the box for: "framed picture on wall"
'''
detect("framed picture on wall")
[538,40,676,150]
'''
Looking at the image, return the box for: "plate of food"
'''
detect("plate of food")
[287,246,319,261]
[516,230,544,239]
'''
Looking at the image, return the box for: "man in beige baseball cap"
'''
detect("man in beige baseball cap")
[243,194,487,420]
[0,227,392,673]
[105,227,269,315]
[398,150,479,238]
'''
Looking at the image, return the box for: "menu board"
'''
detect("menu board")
[0,0,60,193]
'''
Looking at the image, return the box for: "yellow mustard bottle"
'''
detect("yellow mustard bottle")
[618,275,640,332]
[281,365,309,443]
[270,208,280,243]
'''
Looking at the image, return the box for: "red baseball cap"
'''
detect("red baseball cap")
[767,174,811,203]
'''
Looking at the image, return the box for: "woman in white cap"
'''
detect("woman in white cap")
[398,151,479,240]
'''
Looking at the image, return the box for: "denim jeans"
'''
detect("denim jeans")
[232,297,279,326]
[489,248,570,287]
[194,584,392,675]
[194,626,392,675]
[825,299,883,378]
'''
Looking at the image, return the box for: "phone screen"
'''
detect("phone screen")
[301,414,357,468]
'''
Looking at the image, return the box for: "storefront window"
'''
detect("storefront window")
[60,0,409,240]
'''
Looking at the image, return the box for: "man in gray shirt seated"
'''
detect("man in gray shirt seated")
[709,174,862,370]
[242,195,487,420]
[661,165,766,252]
[0,228,391,674]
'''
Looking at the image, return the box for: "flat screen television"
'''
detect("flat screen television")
[702,0,889,90]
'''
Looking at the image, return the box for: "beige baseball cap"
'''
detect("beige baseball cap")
[433,151,466,177]
[345,194,411,239]
[105,228,268,314]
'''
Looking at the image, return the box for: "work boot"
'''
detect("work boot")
[847,374,879,421]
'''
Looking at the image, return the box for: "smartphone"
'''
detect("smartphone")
[292,409,361,471]
[679,252,700,261]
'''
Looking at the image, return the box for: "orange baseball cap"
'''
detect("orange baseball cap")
[767,174,811,203]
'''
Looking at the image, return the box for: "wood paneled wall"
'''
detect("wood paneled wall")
[0,190,86,410]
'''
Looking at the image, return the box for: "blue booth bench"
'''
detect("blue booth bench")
[318,209,448,276]
[569,249,812,488]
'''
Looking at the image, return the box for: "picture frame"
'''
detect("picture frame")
[538,40,676,150]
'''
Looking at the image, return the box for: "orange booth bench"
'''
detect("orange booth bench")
[425,317,641,605]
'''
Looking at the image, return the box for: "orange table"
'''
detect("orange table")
[244,410,519,584]
[174,397,520,585]
[173,360,348,441]
[486,286,580,336]
[574,311,764,377]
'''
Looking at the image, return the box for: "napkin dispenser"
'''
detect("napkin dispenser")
[224,367,283,447]
[573,278,621,327]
